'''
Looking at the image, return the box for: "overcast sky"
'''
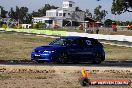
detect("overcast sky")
[0,0,132,21]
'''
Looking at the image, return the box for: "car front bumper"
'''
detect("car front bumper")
[31,52,54,62]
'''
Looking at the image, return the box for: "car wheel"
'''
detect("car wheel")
[92,53,102,64]
[36,61,44,63]
[93,57,102,64]
[58,53,68,64]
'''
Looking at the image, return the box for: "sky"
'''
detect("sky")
[0,0,132,21]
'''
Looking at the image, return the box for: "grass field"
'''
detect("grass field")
[96,29,132,36]
[0,32,54,60]
[0,32,132,61]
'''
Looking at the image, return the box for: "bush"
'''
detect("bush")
[33,22,46,29]
[2,24,7,30]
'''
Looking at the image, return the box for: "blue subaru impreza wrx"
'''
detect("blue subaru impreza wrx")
[31,36,105,64]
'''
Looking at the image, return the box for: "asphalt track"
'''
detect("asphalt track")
[0,60,131,67]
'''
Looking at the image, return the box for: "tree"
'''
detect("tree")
[8,6,32,24]
[85,9,92,18]
[75,7,82,11]
[112,0,132,14]
[0,6,8,18]
[25,14,32,24]
[32,11,40,17]
[32,4,58,17]
[104,19,113,27]
[93,5,108,22]
[97,0,132,14]
[8,8,16,19]
[19,7,30,23]
[33,22,46,29]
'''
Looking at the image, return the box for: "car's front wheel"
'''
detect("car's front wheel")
[58,53,68,64]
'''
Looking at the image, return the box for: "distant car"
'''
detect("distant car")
[31,36,105,64]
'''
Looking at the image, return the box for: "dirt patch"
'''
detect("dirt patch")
[0,65,131,88]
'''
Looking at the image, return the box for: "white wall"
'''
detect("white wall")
[33,17,51,24]
[58,10,63,17]
[22,24,31,29]
[62,0,75,11]
[46,9,58,17]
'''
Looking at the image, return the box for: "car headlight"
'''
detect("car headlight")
[43,50,55,53]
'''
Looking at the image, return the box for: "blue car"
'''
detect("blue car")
[31,36,105,64]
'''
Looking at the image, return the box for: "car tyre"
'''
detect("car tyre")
[93,57,102,64]
[36,61,44,63]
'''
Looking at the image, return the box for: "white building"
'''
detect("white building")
[33,0,85,28]
[22,24,32,29]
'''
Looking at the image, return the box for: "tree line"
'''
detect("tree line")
[97,0,132,14]
[0,4,59,24]
[0,0,132,25]
[0,4,108,24]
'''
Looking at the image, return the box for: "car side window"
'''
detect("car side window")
[73,39,84,47]
[54,39,64,45]
[50,39,65,46]
[86,40,92,46]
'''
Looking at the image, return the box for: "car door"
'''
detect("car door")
[67,38,85,61]
[82,39,95,61]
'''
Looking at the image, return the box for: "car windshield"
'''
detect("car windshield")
[49,38,74,46]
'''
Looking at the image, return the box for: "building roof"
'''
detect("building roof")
[85,17,97,22]
[63,0,75,3]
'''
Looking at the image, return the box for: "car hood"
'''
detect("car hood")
[34,45,65,52]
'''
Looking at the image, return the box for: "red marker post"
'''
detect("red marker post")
[112,22,117,32]
[128,25,132,30]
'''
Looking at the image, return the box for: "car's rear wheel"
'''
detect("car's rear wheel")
[73,60,79,64]
[58,53,68,64]
[92,53,102,64]
[92,57,102,64]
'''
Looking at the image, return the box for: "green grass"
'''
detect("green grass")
[0,32,54,60]
[0,74,11,80]
[1,27,132,36]
[0,32,132,61]
[46,28,84,33]
[48,28,132,36]
[104,44,132,60]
